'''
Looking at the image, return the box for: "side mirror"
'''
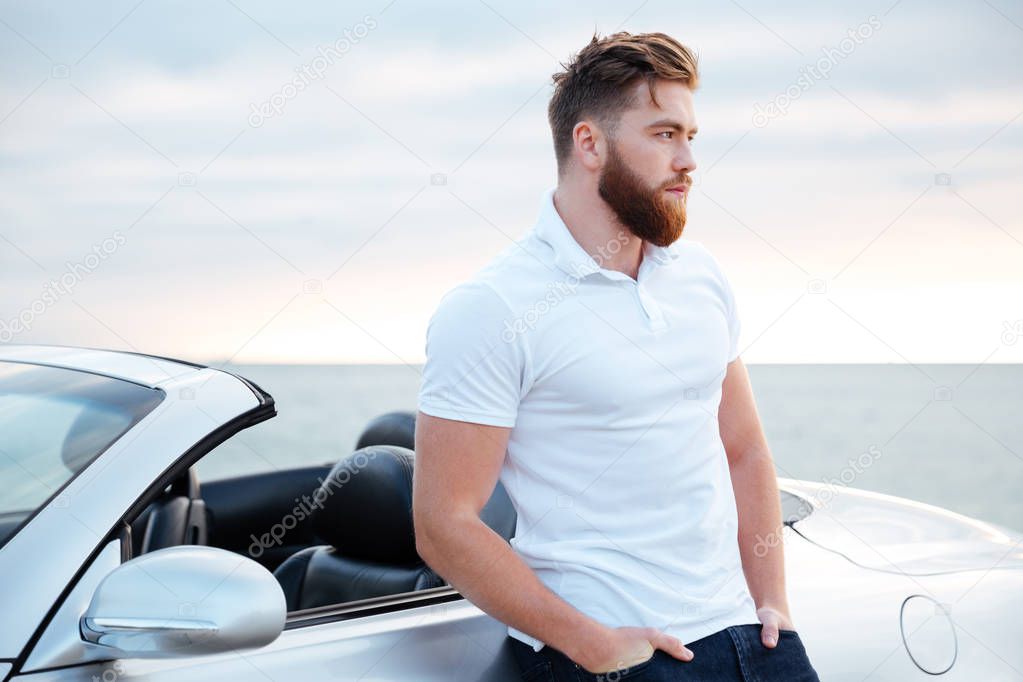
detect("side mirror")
[81,545,286,658]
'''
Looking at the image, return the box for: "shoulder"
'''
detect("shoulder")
[434,235,555,320]
[677,238,715,264]
[675,238,729,280]
[667,239,739,315]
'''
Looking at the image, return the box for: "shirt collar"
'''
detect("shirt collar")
[533,186,680,279]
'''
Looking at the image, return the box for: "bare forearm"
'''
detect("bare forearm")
[417,514,610,660]
[729,451,790,613]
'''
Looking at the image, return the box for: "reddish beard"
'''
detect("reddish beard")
[597,140,689,248]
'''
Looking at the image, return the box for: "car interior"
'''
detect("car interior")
[123,410,518,613]
[115,408,811,619]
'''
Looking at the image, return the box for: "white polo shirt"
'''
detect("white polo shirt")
[417,186,760,652]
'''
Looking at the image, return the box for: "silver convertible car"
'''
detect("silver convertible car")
[1,345,1022,681]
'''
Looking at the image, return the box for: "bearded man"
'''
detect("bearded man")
[413,31,821,682]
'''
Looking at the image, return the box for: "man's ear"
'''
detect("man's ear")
[572,119,604,172]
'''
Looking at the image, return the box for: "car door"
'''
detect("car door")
[5,373,520,680]
[12,582,521,681]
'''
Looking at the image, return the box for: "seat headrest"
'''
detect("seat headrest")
[62,407,133,473]
[355,411,416,451]
[311,445,418,564]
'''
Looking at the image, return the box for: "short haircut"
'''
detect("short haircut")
[548,31,700,175]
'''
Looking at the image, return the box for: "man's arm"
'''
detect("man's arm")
[412,411,694,672]
[718,356,796,648]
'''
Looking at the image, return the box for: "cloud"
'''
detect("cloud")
[1,0,1020,363]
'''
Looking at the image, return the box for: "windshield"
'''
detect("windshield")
[0,361,164,548]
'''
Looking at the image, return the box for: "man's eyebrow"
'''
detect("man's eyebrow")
[647,118,698,135]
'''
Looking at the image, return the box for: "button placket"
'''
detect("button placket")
[635,282,666,329]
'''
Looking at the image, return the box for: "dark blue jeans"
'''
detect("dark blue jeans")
[508,624,821,681]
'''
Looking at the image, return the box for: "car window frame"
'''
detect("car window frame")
[0,360,166,552]
[10,369,273,676]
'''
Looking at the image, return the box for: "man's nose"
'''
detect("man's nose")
[672,147,697,175]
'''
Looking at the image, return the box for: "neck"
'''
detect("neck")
[552,176,644,280]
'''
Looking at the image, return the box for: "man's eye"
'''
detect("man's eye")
[658,131,673,139]
[688,137,695,143]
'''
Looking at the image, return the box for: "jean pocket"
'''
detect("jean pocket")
[755,629,820,681]
[584,651,657,680]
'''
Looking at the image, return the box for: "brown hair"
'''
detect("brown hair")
[548,31,700,175]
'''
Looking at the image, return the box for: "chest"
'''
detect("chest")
[523,273,731,419]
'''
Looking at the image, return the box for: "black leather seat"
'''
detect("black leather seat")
[273,442,517,611]
[353,410,516,541]
[273,445,440,610]
[139,467,208,553]
[62,406,133,473]
[355,410,417,450]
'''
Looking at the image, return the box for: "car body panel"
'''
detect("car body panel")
[21,541,121,671]
[0,345,200,388]
[779,479,1023,575]
[11,526,1023,681]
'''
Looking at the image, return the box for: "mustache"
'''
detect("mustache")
[661,176,692,190]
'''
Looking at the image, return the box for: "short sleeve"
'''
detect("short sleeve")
[724,272,741,363]
[418,281,529,427]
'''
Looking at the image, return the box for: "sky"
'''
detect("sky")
[1,0,1021,365]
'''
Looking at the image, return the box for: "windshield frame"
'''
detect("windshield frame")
[0,359,166,551]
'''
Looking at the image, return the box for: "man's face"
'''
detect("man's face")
[596,79,698,248]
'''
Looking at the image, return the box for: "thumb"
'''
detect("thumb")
[652,633,694,662]
[761,622,779,648]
